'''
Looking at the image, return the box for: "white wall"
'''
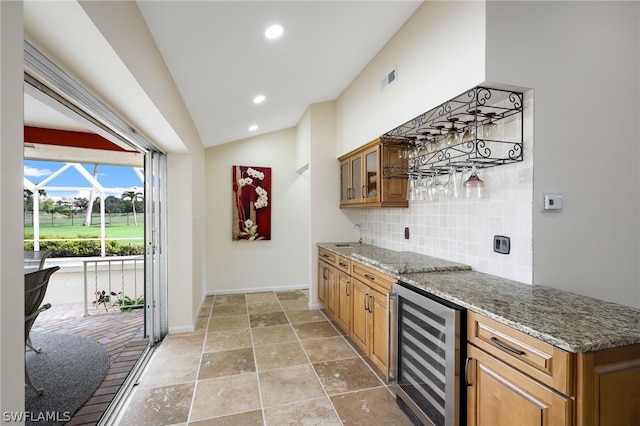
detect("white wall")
[336,1,486,155]
[0,0,25,415]
[334,1,535,282]
[307,102,361,306]
[485,1,640,308]
[205,128,310,293]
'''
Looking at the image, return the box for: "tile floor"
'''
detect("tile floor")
[114,290,413,425]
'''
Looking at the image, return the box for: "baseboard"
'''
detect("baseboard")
[168,324,195,334]
[205,284,309,296]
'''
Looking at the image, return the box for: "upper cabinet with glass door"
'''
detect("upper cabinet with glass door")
[339,138,408,208]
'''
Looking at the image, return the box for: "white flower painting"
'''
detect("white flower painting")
[232,165,271,240]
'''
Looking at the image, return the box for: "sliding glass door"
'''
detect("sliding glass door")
[144,150,168,344]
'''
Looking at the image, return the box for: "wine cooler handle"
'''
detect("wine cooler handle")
[464,357,472,386]
[386,291,398,383]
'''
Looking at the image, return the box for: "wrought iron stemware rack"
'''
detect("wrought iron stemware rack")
[382,86,524,179]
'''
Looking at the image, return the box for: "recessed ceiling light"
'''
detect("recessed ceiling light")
[265,24,284,40]
[248,124,258,132]
[253,95,266,104]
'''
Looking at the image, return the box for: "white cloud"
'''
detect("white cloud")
[24,165,51,178]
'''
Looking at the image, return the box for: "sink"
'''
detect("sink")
[333,244,354,248]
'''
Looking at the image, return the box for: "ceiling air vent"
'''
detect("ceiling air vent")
[381,66,398,91]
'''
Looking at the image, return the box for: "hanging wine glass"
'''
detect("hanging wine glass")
[419,132,431,155]
[443,166,459,199]
[462,120,474,145]
[463,163,484,199]
[483,112,497,140]
[433,125,446,150]
[445,118,459,146]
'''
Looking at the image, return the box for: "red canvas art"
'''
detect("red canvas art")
[232,165,271,241]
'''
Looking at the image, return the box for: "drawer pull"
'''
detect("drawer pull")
[339,262,347,267]
[322,253,330,258]
[491,337,526,356]
[364,274,375,281]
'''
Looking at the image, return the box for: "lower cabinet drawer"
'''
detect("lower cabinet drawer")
[351,262,393,292]
[467,344,572,426]
[467,311,574,396]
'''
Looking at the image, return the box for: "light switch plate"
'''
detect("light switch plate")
[542,193,563,212]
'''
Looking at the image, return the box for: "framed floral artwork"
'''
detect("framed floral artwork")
[232,165,271,240]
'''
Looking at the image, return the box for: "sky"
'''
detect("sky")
[24,160,144,200]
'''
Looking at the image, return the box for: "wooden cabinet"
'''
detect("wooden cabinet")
[467,312,573,426]
[467,311,640,426]
[575,344,640,426]
[335,269,352,333]
[350,261,393,374]
[317,248,393,375]
[350,278,390,373]
[467,345,572,426]
[339,139,407,208]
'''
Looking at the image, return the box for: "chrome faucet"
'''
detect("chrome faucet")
[354,223,362,246]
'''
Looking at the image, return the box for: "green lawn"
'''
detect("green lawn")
[25,213,143,239]
[24,224,143,240]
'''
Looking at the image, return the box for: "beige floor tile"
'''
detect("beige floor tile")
[202,296,215,307]
[138,353,200,388]
[275,290,307,301]
[258,364,325,407]
[249,311,289,328]
[198,348,256,380]
[192,317,209,334]
[155,334,205,358]
[247,301,283,315]
[211,304,248,317]
[117,382,194,425]
[301,336,357,363]
[190,373,261,421]
[208,315,249,332]
[198,305,213,318]
[251,324,297,346]
[254,341,308,371]
[331,387,413,426]
[292,321,339,340]
[280,299,311,311]
[313,358,383,395]
[213,294,247,306]
[285,309,326,325]
[246,291,278,304]
[188,410,263,425]
[204,329,252,352]
[264,398,341,425]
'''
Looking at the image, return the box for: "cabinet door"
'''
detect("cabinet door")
[350,279,369,354]
[467,345,571,426]
[317,259,328,305]
[368,286,388,373]
[325,264,337,317]
[350,154,363,201]
[340,159,351,205]
[335,270,352,334]
[362,145,380,203]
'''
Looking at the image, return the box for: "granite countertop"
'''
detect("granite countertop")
[317,243,640,353]
[318,242,471,275]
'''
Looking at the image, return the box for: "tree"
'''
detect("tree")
[83,164,99,226]
[121,189,143,226]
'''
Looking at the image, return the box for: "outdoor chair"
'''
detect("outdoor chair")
[23,249,51,274]
[24,266,60,395]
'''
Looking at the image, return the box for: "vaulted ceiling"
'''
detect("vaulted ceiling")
[23,1,422,150]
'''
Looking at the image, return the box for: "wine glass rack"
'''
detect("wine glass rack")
[382,86,524,179]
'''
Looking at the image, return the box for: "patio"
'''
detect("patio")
[30,259,147,426]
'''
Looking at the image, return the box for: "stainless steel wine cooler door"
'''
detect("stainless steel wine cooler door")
[391,283,465,426]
